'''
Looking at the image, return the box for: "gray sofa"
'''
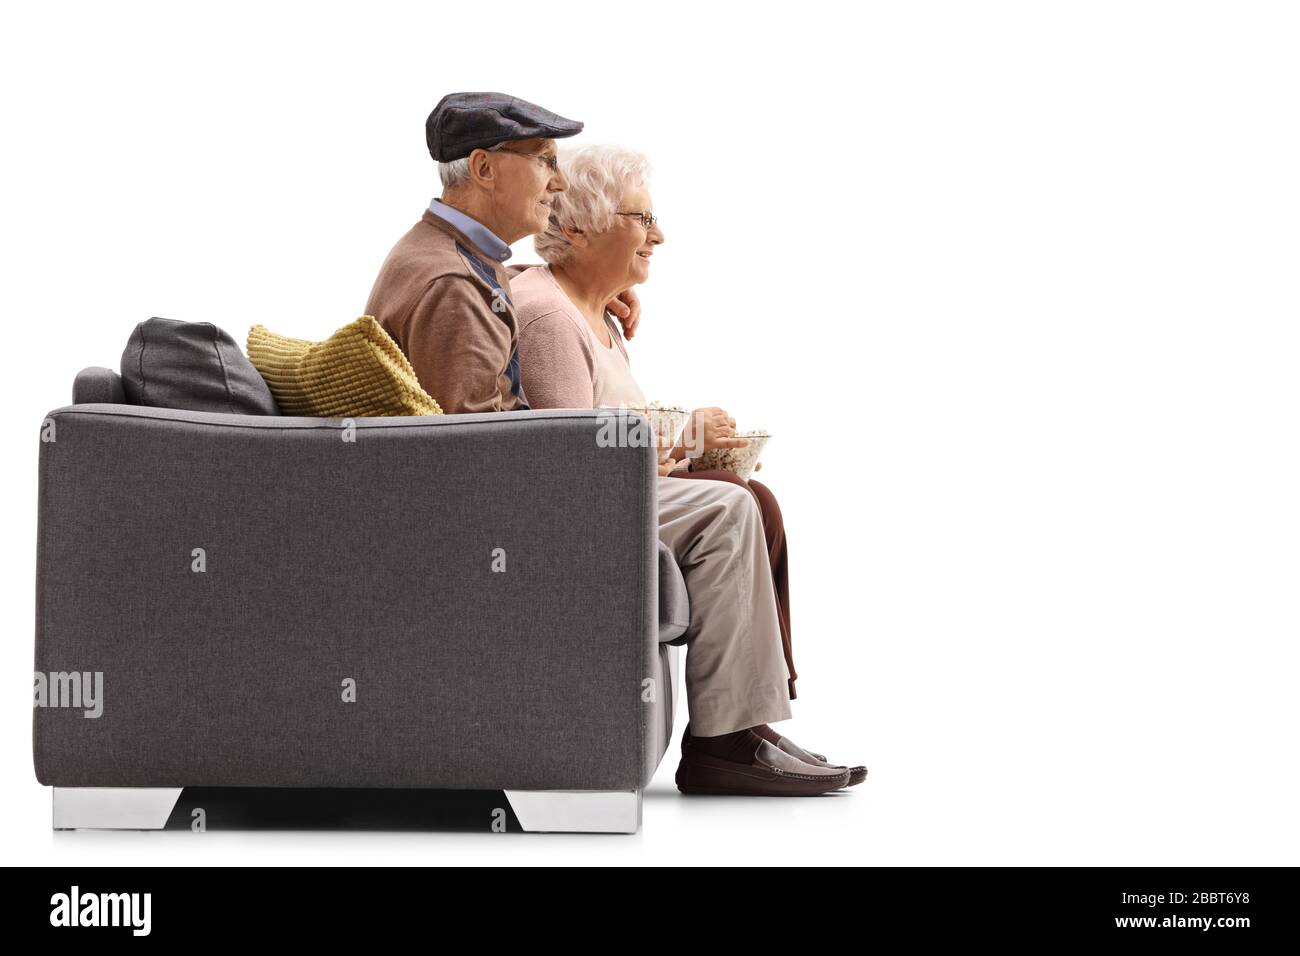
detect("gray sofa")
[33,367,688,833]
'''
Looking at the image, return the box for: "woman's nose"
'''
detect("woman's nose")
[648,222,664,245]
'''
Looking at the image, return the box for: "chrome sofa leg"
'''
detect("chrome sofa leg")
[53,787,183,830]
[52,786,643,833]
[503,789,642,834]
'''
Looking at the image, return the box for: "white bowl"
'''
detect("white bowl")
[690,431,770,481]
[599,404,690,457]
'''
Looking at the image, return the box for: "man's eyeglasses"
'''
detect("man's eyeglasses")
[617,211,658,230]
[490,143,560,172]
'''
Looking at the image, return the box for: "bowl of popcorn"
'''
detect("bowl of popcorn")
[600,402,690,458]
[690,430,770,481]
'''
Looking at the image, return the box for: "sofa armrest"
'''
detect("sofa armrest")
[34,406,661,791]
[657,541,689,643]
[72,367,126,405]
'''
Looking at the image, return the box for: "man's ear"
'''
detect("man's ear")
[466,148,498,189]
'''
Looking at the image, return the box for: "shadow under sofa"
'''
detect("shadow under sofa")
[33,367,689,833]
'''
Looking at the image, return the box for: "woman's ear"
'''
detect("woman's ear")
[560,224,588,248]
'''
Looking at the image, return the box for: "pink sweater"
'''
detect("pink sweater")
[511,264,640,409]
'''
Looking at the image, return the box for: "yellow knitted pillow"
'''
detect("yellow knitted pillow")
[247,317,443,417]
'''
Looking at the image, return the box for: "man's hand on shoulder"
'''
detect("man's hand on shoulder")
[605,287,641,340]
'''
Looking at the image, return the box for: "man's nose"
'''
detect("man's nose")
[549,167,568,192]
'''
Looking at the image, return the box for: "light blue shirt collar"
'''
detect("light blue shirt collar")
[428,198,512,262]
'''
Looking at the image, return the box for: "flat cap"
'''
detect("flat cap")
[426,92,583,162]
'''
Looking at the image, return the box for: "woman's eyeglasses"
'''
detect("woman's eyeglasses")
[616,211,658,229]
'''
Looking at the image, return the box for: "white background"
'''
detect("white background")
[2,1,1297,864]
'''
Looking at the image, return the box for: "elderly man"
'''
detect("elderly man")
[364,92,862,796]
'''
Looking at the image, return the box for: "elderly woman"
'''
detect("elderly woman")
[509,144,800,703]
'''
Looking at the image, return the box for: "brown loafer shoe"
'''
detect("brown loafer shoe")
[769,734,868,787]
[676,737,851,796]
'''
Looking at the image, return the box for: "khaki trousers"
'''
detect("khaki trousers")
[671,468,797,699]
[657,476,793,736]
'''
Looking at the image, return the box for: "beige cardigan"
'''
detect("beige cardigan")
[366,207,526,414]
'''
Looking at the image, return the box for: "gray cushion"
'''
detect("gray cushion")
[120,317,280,415]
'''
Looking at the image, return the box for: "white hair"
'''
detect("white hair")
[437,141,526,190]
[438,157,471,189]
[534,144,651,265]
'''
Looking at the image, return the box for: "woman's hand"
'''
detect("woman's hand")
[679,406,750,457]
[657,457,678,478]
[604,287,641,340]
